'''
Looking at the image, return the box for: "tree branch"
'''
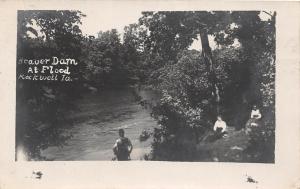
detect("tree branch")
[262,11,273,18]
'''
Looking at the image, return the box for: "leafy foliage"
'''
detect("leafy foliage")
[80,29,128,87]
[16,10,85,160]
[16,10,276,162]
[142,11,275,162]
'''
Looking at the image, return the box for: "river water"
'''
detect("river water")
[41,88,159,161]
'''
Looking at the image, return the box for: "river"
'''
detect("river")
[41,88,159,161]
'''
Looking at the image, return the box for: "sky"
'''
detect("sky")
[28,10,271,50]
[80,10,142,37]
[79,10,271,50]
[79,10,214,50]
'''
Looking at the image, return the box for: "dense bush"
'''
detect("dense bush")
[151,50,210,104]
[148,51,215,160]
[245,123,275,163]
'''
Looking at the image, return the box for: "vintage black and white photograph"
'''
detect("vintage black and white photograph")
[16,10,276,162]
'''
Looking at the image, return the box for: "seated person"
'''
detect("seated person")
[251,105,261,118]
[213,115,227,138]
[247,105,262,127]
[245,105,263,134]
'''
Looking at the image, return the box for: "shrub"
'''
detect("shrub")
[245,119,275,163]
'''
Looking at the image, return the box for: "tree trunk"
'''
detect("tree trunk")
[199,29,221,114]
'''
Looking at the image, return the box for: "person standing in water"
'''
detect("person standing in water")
[113,129,133,161]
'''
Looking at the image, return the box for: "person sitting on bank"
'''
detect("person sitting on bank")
[213,115,227,138]
[248,105,262,127]
[113,129,133,161]
[251,105,262,119]
[245,105,262,134]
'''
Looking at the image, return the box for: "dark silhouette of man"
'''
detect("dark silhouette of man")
[113,129,133,161]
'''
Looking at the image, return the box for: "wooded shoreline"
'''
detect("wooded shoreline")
[16,10,275,162]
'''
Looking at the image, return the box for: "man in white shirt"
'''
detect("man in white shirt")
[249,105,262,127]
[250,105,262,120]
[214,116,227,134]
[245,105,263,134]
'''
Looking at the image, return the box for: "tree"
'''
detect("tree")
[139,12,196,68]
[213,11,276,107]
[139,10,276,114]
[122,23,148,82]
[81,29,136,88]
[141,11,275,161]
[16,10,86,160]
[140,11,235,113]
